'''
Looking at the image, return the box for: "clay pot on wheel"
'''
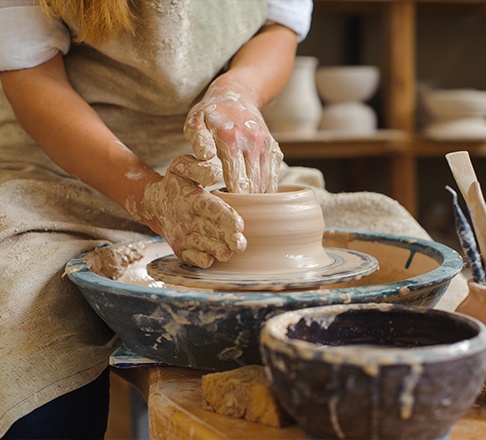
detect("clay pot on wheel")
[145,185,378,291]
[211,185,332,274]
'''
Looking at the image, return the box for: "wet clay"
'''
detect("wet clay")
[145,186,379,291]
[85,230,443,293]
[209,185,332,273]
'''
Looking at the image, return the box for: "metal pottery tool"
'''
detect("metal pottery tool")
[446,151,486,270]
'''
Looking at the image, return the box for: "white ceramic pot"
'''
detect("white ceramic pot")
[262,56,322,136]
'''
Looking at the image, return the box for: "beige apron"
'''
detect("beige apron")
[0,0,267,434]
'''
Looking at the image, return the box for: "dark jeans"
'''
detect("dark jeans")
[3,368,110,440]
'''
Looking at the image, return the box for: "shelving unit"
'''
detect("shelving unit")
[280,0,486,217]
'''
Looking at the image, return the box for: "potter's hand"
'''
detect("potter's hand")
[137,155,246,268]
[184,84,283,193]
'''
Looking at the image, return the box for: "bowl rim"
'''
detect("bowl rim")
[316,65,380,74]
[64,229,463,306]
[211,184,310,201]
[260,303,486,364]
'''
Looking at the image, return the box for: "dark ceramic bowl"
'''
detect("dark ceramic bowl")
[65,229,462,371]
[260,303,486,440]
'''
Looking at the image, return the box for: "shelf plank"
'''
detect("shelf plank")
[411,137,486,157]
[273,132,486,216]
[275,130,407,159]
[274,130,415,214]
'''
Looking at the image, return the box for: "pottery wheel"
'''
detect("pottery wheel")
[146,247,379,292]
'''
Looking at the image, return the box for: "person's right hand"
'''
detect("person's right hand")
[136,154,247,268]
[184,84,283,194]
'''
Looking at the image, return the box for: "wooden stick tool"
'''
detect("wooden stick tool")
[446,151,486,268]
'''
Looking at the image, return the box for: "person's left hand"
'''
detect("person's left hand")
[184,84,283,193]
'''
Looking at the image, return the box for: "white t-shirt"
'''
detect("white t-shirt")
[0,0,313,72]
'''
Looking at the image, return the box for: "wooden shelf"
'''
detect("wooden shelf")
[276,131,486,217]
[411,137,486,157]
[294,1,486,216]
[276,130,406,159]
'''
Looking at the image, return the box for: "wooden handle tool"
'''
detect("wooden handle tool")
[446,151,486,267]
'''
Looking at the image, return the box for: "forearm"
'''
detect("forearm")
[0,53,158,211]
[213,24,298,108]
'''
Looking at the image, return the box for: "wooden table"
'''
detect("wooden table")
[120,366,486,440]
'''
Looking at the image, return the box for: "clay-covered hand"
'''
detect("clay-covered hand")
[184,84,283,193]
[136,155,247,268]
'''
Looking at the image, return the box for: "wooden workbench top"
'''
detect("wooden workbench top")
[121,366,486,440]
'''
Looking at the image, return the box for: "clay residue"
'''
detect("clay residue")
[328,394,345,439]
[85,242,147,280]
[399,363,424,420]
[124,168,147,181]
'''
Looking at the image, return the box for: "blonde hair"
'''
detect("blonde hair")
[39,0,136,44]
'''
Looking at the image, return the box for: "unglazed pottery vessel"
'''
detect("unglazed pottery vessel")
[422,89,486,119]
[65,230,462,371]
[146,185,378,290]
[423,118,486,140]
[211,185,332,273]
[319,102,377,135]
[456,278,486,326]
[316,66,379,135]
[316,65,380,104]
[422,89,486,140]
[260,303,486,440]
[262,56,322,136]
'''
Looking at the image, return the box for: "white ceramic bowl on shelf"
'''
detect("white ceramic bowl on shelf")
[319,102,377,134]
[316,65,380,104]
[423,117,486,140]
[422,89,486,120]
